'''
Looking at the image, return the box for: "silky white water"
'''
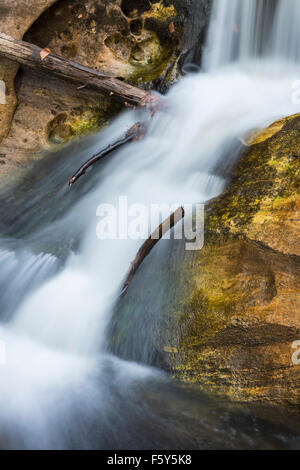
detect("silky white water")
[0,0,300,449]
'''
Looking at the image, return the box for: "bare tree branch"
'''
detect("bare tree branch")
[68,122,147,186]
[121,206,185,295]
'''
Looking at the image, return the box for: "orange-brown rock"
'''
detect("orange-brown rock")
[110,114,300,412]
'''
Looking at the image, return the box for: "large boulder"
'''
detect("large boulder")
[110,113,300,411]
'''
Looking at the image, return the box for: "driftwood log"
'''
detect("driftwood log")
[68,122,147,186]
[121,206,185,294]
[0,33,150,106]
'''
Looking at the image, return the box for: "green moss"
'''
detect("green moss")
[144,2,177,22]
[124,24,178,84]
[124,1,180,85]
[127,45,177,84]
[207,114,300,236]
[68,111,107,137]
[47,103,122,145]
[180,287,233,347]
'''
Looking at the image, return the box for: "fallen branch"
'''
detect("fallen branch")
[68,96,166,186]
[68,122,147,186]
[121,206,185,295]
[0,33,149,106]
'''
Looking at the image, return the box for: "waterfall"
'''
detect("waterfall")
[0,0,299,449]
[271,0,300,63]
[204,0,276,69]
[205,0,300,69]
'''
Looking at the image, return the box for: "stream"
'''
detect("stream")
[0,0,299,449]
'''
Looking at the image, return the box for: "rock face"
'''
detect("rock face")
[0,0,58,146]
[164,114,300,409]
[0,0,211,177]
[110,114,300,411]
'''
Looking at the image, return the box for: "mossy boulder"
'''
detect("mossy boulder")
[166,114,300,409]
[110,113,300,411]
[208,114,300,256]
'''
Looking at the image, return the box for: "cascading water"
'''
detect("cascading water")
[0,0,300,449]
[271,0,300,63]
[204,0,276,69]
[204,0,300,69]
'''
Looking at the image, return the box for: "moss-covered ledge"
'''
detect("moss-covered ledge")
[207,113,300,255]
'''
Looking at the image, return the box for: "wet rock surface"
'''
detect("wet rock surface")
[110,114,300,411]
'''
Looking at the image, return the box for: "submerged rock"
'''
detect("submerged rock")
[110,113,300,411]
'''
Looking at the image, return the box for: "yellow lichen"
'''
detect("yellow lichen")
[245,112,300,146]
[144,3,177,22]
